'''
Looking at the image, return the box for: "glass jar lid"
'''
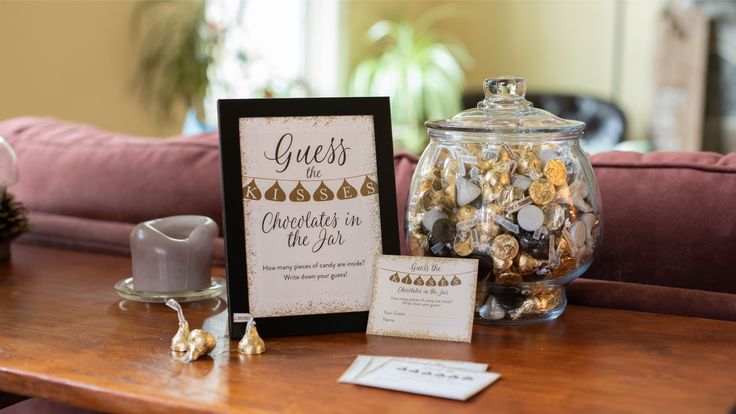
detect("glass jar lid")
[426,76,586,134]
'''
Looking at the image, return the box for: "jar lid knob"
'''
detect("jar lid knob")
[483,77,527,98]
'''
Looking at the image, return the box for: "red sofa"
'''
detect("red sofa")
[1,116,735,413]
[1,116,734,322]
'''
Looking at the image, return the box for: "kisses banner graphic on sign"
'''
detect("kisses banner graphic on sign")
[218,98,399,338]
[240,116,381,317]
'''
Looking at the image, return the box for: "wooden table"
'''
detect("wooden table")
[1,244,735,414]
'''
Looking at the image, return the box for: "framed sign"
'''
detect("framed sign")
[218,97,400,338]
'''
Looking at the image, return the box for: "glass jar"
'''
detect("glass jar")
[405,77,603,324]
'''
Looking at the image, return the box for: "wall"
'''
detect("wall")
[0,0,184,137]
[0,0,664,141]
[345,0,665,140]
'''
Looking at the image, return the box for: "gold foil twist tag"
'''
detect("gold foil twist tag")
[165,299,190,352]
[238,314,266,355]
[184,329,216,362]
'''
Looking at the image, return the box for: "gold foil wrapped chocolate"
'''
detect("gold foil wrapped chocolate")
[529,178,555,205]
[542,204,566,231]
[455,206,477,222]
[492,256,513,272]
[166,299,217,362]
[409,234,428,256]
[238,314,266,355]
[490,234,519,260]
[517,253,544,274]
[453,233,473,257]
[543,159,568,186]
[405,137,600,324]
[509,288,563,320]
[495,272,523,284]
[184,329,216,362]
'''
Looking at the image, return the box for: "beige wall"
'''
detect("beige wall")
[0,0,184,137]
[345,0,664,140]
[0,0,663,140]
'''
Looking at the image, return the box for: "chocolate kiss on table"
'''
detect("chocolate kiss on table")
[264,181,286,202]
[288,181,311,202]
[239,324,266,355]
[438,276,449,287]
[401,274,413,284]
[336,179,358,200]
[165,299,190,352]
[242,179,262,200]
[426,276,437,286]
[389,272,400,283]
[184,329,216,362]
[237,314,266,355]
[313,181,334,201]
[456,177,481,206]
[165,299,216,362]
[360,175,379,196]
[413,276,425,286]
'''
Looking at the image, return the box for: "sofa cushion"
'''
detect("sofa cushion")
[586,151,736,294]
[0,117,223,229]
[1,116,734,322]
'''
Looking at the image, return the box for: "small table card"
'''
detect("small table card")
[367,255,478,343]
[338,355,500,401]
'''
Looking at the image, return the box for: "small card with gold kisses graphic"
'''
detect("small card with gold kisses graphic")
[367,255,478,342]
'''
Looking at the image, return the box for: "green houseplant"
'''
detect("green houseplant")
[349,9,473,153]
[130,0,220,123]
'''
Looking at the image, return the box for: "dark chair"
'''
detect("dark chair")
[462,92,626,154]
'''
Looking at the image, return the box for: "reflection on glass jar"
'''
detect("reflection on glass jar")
[406,76,603,325]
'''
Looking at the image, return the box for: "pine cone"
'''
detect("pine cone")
[0,191,30,242]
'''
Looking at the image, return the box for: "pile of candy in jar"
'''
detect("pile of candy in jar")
[406,143,601,322]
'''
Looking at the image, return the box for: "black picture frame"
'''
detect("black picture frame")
[217,97,400,338]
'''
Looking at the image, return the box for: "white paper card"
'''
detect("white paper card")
[346,359,500,401]
[367,255,478,342]
[338,355,488,384]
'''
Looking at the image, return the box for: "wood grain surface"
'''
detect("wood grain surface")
[1,244,735,414]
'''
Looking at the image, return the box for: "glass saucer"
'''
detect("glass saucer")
[113,276,226,303]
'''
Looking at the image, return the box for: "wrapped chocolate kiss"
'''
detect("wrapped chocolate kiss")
[184,329,217,362]
[238,314,266,355]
